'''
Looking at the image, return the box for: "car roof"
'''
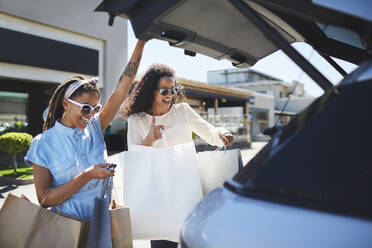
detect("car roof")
[96,0,372,66]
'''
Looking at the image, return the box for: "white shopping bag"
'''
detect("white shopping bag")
[109,142,202,241]
[197,148,243,195]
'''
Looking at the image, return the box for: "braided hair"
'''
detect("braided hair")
[43,76,100,131]
[121,64,185,119]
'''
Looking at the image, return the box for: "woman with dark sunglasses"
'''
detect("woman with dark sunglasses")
[121,63,233,248]
[24,40,146,225]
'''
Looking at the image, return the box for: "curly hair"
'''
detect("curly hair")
[121,63,185,119]
[43,76,100,131]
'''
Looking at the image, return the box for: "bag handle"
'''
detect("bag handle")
[215,146,226,152]
[160,128,168,148]
[111,180,121,209]
[100,176,113,201]
[40,188,66,225]
[39,188,52,207]
[199,146,226,159]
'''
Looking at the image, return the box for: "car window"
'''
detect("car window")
[316,23,365,50]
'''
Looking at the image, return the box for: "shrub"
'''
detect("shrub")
[0,132,33,172]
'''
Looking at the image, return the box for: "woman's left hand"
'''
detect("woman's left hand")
[219,132,234,146]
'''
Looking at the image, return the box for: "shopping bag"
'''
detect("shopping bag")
[87,177,113,248]
[109,142,202,241]
[0,193,88,248]
[110,200,133,248]
[197,148,243,195]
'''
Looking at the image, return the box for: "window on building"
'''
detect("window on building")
[0,91,29,134]
[235,72,245,83]
[256,111,268,121]
[279,91,283,98]
[246,73,253,82]
[228,73,239,83]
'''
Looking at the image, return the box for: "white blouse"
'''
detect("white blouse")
[127,102,228,150]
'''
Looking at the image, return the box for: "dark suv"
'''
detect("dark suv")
[97,0,372,247]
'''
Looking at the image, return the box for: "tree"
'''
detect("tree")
[0,132,33,172]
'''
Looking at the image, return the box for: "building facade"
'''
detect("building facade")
[208,68,315,137]
[178,78,252,147]
[249,92,275,139]
[0,1,128,136]
[208,68,306,99]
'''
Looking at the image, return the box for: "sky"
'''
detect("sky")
[127,24,358,97]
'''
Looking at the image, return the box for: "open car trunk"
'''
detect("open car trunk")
[96,0,371,67]
[97,0,304,68]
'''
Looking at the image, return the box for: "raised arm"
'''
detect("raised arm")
[100,40,146,132]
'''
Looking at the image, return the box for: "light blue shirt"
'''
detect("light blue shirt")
[25,114,108,220]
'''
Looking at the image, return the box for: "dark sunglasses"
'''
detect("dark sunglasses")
[157,86,180,96]
[66,98,102,115]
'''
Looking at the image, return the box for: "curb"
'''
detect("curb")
[0,176,34,185]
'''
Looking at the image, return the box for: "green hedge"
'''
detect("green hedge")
[0,132,33,154]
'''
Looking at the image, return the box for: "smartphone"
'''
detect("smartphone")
[106,164,117,171]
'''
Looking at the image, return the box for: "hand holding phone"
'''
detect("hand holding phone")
[106,164,117,171]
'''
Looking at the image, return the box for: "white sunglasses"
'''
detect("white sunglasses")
[66,98,102,115]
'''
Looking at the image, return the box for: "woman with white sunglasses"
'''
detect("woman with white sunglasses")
[24,40,146,222]
[121,63,234,248]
